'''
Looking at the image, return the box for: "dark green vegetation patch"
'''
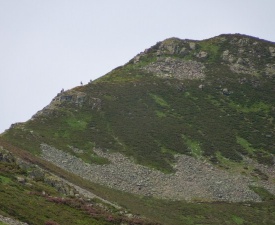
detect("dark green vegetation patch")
[3,34,275,173]
[2,32,275,224]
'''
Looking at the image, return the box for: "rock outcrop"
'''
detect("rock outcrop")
[143,57,205,80]
[269,46,275,57]
[0,146,16,163]
[265,63,275,77]
[0,145,120,209]
[0,215,28,225]
[32,90,102,118]
[221,49,258,75]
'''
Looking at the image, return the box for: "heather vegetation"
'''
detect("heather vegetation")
[5,74,274,172]
[1,140,275,225]
[1,34,275,224]
[0,144,157,225]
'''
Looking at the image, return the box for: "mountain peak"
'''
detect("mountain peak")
[125,33,275,81]
[2,33,275,206]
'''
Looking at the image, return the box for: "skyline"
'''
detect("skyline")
[1,0,275,132]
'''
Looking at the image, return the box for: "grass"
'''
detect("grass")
[3,66,275,169]
[249,186,275,201]
[88,155,110,165]
[2,136,275,224]
[232,215,244,225]
[0,167,111,225]
[4,34,275,171]
[150,94,170,107]
[0,175,11,185]
[182,135,202,158]
[215,151,244,171]
[0,146,156,225]
[155,110,166,118]
[67,117,88,130]
[236,136,255,154]
[198,40,221,62]
[1,33,275,224]
[229,101,271,114]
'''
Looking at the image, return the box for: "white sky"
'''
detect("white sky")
[1,0,275,133]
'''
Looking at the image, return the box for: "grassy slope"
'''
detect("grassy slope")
[4,64,274,172]
[4,34,275,173]
[0,141,157,225]
[1,139,275,225]
[0,163,114,225]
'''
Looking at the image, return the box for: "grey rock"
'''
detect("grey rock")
[32,90,101,118]
[189,42,196,50]
[222,50,229,60]
[196,51,208,58]
[133,54,142,63]
[221,50,235,63]
[0,147,15,163]
[0,215,28,225]
[265,64,275,76]
[69,146,84,154]
[238,38,250,46]
[269,46,275,57]
[143,57,205,80]
[222,88,229,95]
[179,47,187,55]
[158,38,184,55]
[236,58,244,64]
[40,143,265,202]
[16,176,26,184]
[28,167,45,181]
[230,60,257,75]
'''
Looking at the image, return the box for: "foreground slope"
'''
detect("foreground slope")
[1,33,275,223]
[0,143,156,225]
[1,141,275,225]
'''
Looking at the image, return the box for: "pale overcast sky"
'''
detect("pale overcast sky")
[1,0,275,133]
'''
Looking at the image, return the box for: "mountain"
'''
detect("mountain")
[1,33,275,224]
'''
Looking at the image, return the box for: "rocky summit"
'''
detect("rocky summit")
[1,34,275,225]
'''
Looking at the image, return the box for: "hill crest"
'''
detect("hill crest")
[2,33,275,204]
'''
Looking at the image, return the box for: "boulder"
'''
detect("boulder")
[269,47,275,57]
[0,147,15,163]
[196,51,208,58]
[44,175,77,196]
[265,64,275,76]
[28,167,45,181]
[17,176,26,184]
[222,88,230,95]
[221,50,235,63]
[189,42,196,50]
[222,50,230,60]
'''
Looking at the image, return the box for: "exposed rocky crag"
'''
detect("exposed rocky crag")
[32,89,102,118]
[133,34,275,78]
[0,146,149,224]
[3,33,275,206]
[143,57,205,80]
[0,215,28,225]
[0,146,119,208]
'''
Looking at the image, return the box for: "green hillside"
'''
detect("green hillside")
[1,33,275,224]
[4,34,275,172]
